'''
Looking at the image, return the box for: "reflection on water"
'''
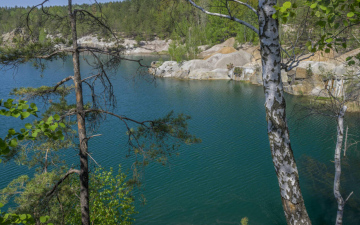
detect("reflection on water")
[0,56,359,224]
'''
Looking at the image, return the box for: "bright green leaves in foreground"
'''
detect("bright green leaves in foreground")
[0,202,53,225]
[0,99,65,162]
[272,1,297,23]
[65,166,136,225]
[0,99,38,119]
[274,0,360,55]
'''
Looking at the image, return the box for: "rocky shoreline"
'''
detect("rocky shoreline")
[1,29,172,55]
[149,38,360,112]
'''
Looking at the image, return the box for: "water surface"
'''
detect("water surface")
[0,56,359,224]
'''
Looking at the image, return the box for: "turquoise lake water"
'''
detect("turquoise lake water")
[0,56,360,224]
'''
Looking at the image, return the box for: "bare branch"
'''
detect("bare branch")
[74,9,118,41]
[81,73,101,82]
[34,49,74,59]
[187,0,259,34]
[46,169,80,197]
[229,0,258,16]
[345,191,354,203]
[47,76,74,93]
[87,152,101,167]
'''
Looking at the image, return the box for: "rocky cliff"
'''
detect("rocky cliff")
[150,39,360,103]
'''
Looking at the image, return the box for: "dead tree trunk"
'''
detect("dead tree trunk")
[334,105,347,225]
[68,0,90,224]
[258,1,311,224]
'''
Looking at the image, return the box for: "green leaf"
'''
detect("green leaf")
[325,48,331,53]
[49,123,58,131]
[25,123,32,129]
[0,202,3,208]
[347,12,355,17]
[325,38,333,43]
[9,139,18,147]
[40,216,47,223]
[310,3,318,8]
[54,114,60,121]
[47,116,53,123]
[319,5,327,11]
[20,214,27,220]
[32,131,38,138]
[21,111,31,119]
[58,134,65,141]
[59,122,66,128]
[8,128,16,135]
[317,20,326,27]
[12,113,20,118]
[283,1,291,9]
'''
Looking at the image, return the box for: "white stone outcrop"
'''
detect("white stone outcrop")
[150,46,360,99]
[150,50,252,80]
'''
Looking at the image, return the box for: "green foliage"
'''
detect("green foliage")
[65,166,137,225]
[234,67,244,77]
[168,40,187,62]
[0,0,259,49]
[283,0,359,52]
[273,1,297,23]
[0,99,67,162]
[306,64,313,77]
[38,29,47,43]
[0,172,69,225]
[126,111,201,183]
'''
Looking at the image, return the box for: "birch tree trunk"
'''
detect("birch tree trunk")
[334,105,347,225]
[68,0,90,224]
[258,1,311,224]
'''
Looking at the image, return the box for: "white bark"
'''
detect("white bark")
[187,0,259,34]
[187,0,312,224]
[334,105,347,225]
[258,1,311,224]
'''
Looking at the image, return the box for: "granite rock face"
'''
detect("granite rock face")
[198,38,237,59]
[150,48,358,99]
[150,51,252,80]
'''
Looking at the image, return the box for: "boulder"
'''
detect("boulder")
[203,47,237,60]
[281,70,288,84]
[188,68,229,80]
[284,74,326,96]
[188,68,211,79]
[335,48,360,63]
[198,45,209,52]
[295,67,308,79]
[214,51,252,69]
[151,61,180,77]
[297,61,336,76]
[249,70,263,85]
[180,60,213,71]
[198,38,236,58]
[244,45,261,62]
